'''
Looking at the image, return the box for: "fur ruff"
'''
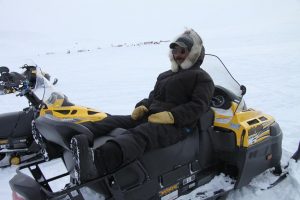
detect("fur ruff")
[169,29,203,72]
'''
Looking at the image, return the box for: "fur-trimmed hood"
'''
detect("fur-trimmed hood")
[169,29,204,72]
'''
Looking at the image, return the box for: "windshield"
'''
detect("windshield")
[34,67,64,107]
[201,54,242,98]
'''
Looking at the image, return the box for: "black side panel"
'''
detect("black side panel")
[0,110,33,139]
[114,161,149,192]
[197,109,216,169]
[160,164,190,186]
[210,122,283,189]
[139,131,198,195]
[211,129,236,153]
[235,122,283,188]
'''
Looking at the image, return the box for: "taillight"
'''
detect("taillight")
[12,191,25,200]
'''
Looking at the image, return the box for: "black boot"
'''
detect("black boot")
[94,141,123,175]
[70,134,98,184]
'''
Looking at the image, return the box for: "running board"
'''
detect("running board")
[0,148,28,153]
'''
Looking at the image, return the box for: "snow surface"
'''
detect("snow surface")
[1,0,300,199]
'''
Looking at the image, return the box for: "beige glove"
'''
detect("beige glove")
[148,111,174,124]
[131,105,149,120]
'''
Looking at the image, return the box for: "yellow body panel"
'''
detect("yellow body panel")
[40,100,107,124]
[213,102,275,148]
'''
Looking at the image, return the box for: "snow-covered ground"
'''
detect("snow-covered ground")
[1,0,300,199]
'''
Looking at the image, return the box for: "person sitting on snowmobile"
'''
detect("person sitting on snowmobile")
[70,29,215,184]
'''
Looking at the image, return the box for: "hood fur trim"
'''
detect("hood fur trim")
[169,29,203,72]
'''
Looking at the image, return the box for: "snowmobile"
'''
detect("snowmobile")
[0,65,107,167]
[9,54,299,200]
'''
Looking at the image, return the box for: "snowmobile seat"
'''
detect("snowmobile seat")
[0,110,33,138]
[35,115,126,171]
[36,115,127,151]
[35,115,95,151]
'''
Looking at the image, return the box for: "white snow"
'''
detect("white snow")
[177,173,235,200]
[1,0,300,199]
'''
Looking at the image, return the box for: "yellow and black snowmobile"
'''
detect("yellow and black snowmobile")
[0,65,107,167]
[9,55,299,200]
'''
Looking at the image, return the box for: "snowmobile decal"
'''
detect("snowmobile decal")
[182,174,196,186]
[159,183,179,199]
[248,120,274,146]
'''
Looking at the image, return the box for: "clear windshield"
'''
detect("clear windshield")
[202,54,242,98]
[34,67,64,107]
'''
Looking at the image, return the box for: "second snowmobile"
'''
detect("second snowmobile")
[9,54,296,200]
[0,65,107,167]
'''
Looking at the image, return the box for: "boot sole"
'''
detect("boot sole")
[70,137,81,185]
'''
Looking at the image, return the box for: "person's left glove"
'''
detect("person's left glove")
[148,111,174,124]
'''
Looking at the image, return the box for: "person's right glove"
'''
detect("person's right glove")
[131,105,149,120]
[148,111,174,124]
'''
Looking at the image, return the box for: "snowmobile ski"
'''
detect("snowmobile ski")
[264,171,289,190]
[260,151,299,191]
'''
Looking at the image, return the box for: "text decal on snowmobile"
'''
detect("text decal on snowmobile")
[159,183,179,200]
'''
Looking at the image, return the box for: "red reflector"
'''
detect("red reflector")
[12,191,25,200]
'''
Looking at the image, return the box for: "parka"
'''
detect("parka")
[136,29,215,128]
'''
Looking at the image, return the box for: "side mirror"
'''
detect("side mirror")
[0,66,9,74]
[240,85,247,96]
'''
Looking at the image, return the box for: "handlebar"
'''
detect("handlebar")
[0,66,45,109]
[0,71,26,94]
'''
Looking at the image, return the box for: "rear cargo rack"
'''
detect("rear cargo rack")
[25,160,69,192]
[15,158,111,200]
